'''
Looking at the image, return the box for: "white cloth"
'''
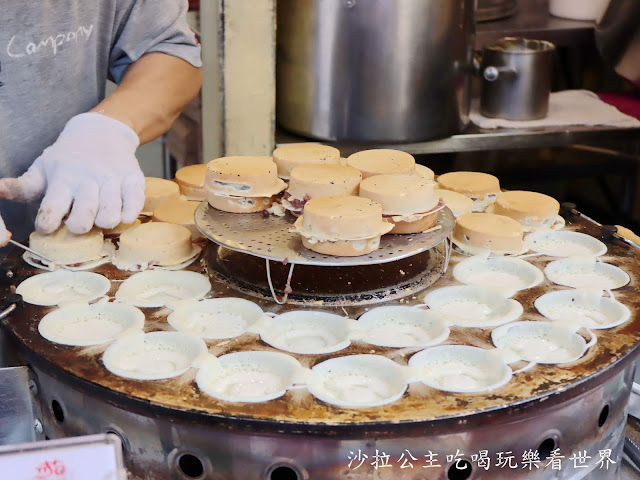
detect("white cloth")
[470,90,640,129]
[0,113,144,234]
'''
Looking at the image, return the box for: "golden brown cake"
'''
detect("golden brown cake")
[152,199,203,240]
[452,213,524,255]
[104,220,142,238]
[437,190,474,218]
[490,191,562,231]
[272,144,341,179]
[414,164,435,181]
[143,177,181,214]
[437,172,500,212]
[346,149,416,179]
[359,175,442,234]
[29,226,105,264]
[207,194,274,214]
[206,156,286,197]
[206,156,286,213]
[283,164,362,215]
[292,196,393,256]
[115,222,195,269]
[175,164,207,201]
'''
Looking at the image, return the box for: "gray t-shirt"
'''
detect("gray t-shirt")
[0,0,202,241]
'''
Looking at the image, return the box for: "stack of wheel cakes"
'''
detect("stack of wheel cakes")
[26,167,210,271]
[205,147,444,257]
[206,156,287,213]
[436,171,565,256]
[204,146,566,258]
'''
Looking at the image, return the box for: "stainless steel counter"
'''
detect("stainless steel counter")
[276,124,640,156]
[275,0,634,155]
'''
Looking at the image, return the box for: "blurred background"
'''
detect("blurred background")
[152,0,640,230]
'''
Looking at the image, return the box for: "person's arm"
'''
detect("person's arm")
[92,52,203,145]
[0,54,202,234]
[0,0,203,236]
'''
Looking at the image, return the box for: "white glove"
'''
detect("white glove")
[0,113,145,234]
[0,214,11,247]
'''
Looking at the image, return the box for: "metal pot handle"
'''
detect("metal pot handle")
[483,66,518,82]
[0,293,22,321]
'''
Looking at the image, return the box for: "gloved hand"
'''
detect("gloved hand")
[0,214,11,247]
[0,113,145,234]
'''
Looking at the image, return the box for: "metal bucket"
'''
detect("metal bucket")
[276,0,475,143]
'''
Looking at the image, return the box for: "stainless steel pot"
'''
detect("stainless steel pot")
[276,0,475,143]
[480,37,555,120]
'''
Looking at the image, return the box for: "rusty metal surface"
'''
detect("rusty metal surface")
[2,214,640,435]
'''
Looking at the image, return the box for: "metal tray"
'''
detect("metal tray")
[194,202,455,267]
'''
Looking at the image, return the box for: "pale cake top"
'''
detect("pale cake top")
[359,174,438,215]
[437,190,473,218]
[296,196,393,241]
[273,144,341,178]
[176,164,207,187]
[437,172,500,197]
[206,156,286,197]
[346,149,416,179]
[287,164,362,200]
[493,191,560,220]
[144,177,181,213]
[29,226,104,264]
[456,213,523,238]
[152,199,200,225]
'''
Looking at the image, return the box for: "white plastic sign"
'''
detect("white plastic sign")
[0,434,127,480]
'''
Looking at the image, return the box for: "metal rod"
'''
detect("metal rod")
[624,438,640,473]
[0,303,16,320]
[9,240,74,271]
[566,207,640,253]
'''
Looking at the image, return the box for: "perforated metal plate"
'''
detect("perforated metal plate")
[195,202,455,266]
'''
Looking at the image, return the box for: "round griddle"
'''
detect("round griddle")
[2,215,640,432]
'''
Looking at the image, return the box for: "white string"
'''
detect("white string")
[514,252,543,260]
[513,362,537,375]
[266,259,295,305]
[422,225,442,234]
[443,235,452,273]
